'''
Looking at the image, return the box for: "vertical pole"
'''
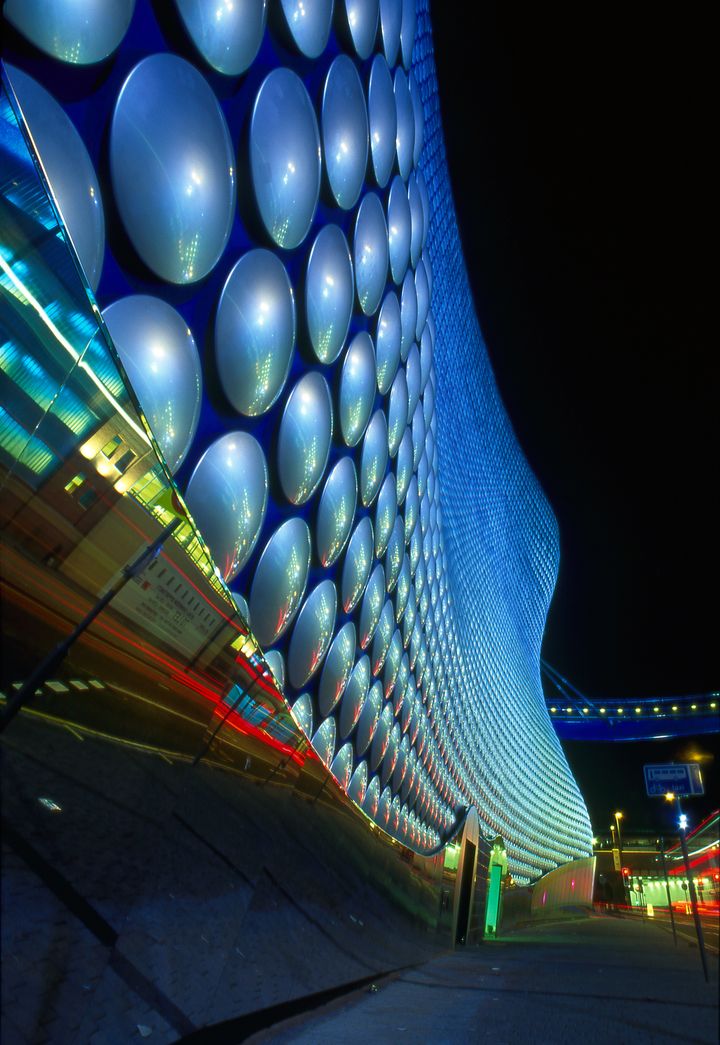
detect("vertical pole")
[676,800,709,982]
[192,669,264,767]
[658,836,677,946]
[616,815,628,908]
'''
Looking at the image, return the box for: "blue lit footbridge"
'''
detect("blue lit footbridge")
[542,661,720,740]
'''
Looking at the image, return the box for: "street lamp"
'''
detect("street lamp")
[614,812,627,905]
[614,811,624,860]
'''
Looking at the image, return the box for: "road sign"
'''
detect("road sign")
[643,762,704,797]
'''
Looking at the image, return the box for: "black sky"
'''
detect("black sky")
[432,3,716,703]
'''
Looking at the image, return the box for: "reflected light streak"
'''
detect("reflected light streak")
[0,254,150,446]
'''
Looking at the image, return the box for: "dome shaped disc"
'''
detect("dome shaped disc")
[250,68,321,249]
[375,291,401,395]
[367,54,397,188]
[409,70,424,167]
[288,580,337,688]
[342,516,375,613]
[357,681,384,756]
[280,0,333,58]
[316,457,358,567]
[5,0,134,65]
[322,56,369,211]
[102,295,201,473]
[291,693,313,737]
[347,759,369,804]
[400,0,416,70]
[312,715,337,768]
[249,518,311,646]
[216,249,296,416]
[343,0,379,59]
[110,54,235,284]
[175,0,267,75]
[318,622,357,717]
[330,742,354,790]
[379,0,401,65]
[387,175,411,285]
[339,655,371,738]
[353,193,389,316]
[277,372,333,504]
[359,563,385,649]
[360,410,389,507]
[400,270,417,360]
[339,332,376,447]
[393,67,414,182]
[7,67,105,291]
[386,367,408,459]
[408,173,424,269]
[374,472,398,558]
[306,224,354,365]
[185,432,267,582]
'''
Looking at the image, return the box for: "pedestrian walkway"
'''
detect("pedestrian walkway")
[250,914,719,1044]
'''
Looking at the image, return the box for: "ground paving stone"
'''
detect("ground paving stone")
[253,915,719,1045]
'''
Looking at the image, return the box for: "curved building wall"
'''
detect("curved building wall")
[1,0,591,880]
[413,7,592,875]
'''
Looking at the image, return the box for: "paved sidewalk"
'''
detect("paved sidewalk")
[251,914,719,1044]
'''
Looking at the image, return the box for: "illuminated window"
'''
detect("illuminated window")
[100,435,122,459]
[115,449,136,473]
[77,488,98,511]
[64,472,86,495]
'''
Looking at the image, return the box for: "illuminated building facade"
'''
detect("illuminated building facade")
[1,0,591,878]
[1,2,597,1034]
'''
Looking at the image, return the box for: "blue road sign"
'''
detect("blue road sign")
[643,763,705,797]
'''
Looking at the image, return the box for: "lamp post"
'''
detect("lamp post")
[657,834,677,946]
[614,812,628,906]
[673,795,709,983]
[614,811,624,861]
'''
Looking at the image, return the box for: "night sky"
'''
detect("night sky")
[431,4,716,831]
